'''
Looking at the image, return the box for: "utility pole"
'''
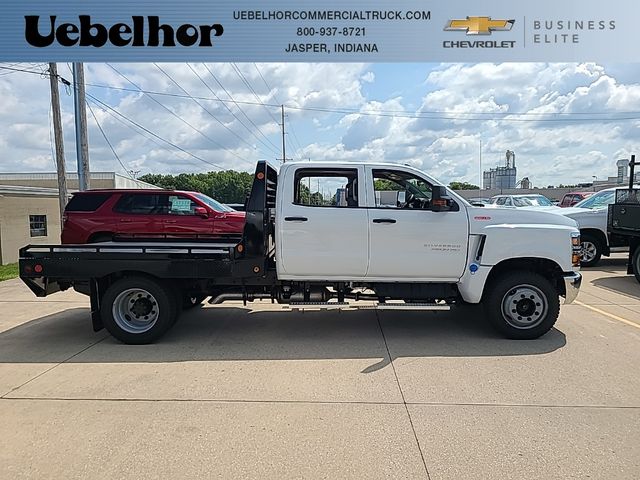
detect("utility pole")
[48,63,68,222]
[72,62,90,190]
[281,105,286,163]
[479,139,482,190]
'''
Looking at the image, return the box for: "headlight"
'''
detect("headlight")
[571,232,581,266]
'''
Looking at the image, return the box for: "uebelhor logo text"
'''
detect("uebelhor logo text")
[24,16,224,47]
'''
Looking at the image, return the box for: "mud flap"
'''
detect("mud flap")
[90,278,104,332]
[21,277,61,297]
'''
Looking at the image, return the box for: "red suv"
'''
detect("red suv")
[62,189,245,244]
[559,191,594,207]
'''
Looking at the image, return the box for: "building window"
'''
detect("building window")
[29,215,47,237]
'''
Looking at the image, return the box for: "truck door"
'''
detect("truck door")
[365,167,469,281]
[278,167,369,278]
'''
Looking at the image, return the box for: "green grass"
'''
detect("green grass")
[0,263,19,282]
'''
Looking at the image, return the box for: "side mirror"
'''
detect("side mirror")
[431,186,455,212]
[194,206,209,218]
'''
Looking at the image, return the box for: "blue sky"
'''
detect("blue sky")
[1,62,639,187]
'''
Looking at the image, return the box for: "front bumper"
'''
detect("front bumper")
[562,271,582,304]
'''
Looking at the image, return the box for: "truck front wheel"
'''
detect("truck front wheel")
[484,272,560,339]
[101,276,178,344]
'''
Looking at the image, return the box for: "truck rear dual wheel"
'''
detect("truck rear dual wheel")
[484,272,560,339]
[101,276,178,344]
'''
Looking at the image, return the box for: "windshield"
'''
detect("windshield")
[193,193,235,212]
[513,197,534,207]
[574,190,615,209]
[522,195,552,206]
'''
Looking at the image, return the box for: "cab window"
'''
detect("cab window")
[293,168,359,207]
[372,170,433,209]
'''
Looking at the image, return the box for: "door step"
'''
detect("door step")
[288,302,350,311]
[286,302,450,312]
[375,302,450,311]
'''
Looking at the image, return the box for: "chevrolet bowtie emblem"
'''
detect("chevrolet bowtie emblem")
[445,17,515,35]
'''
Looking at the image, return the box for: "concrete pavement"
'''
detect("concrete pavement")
[0,256,639,479]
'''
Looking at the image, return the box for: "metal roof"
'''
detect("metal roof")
[0,185,72,197]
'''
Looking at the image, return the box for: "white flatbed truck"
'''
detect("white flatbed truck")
[20,161,582,344]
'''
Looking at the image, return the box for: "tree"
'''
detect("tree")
[448,181,480,190]
[374,179,399,191]
[139,170,254,203]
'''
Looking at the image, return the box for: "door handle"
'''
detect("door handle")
[284,216,308,222]
[164,220,177,223]
[119,219,132,223]
[372,218,396,224]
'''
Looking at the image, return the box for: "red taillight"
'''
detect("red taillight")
[34,264,43,273]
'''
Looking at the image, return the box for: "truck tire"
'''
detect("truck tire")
[484,272,560,339]
[580,233,602,267]
[633,246,640,284]
[101,276,178,344]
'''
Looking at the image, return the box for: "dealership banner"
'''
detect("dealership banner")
[1,0,638,61]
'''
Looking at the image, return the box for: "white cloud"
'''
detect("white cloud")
[0,62,638,188]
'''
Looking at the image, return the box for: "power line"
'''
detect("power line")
[84,91,229,171]
[231,62,281,126]
[252,63,303,160]
[0,65,47,76]
[253,63,281,103]
[153,63,267,160]
[106,63,253,166]
[282,105,640,122]
[85,94,204,167]
[80,80,640,122]
[200,63,282,151]
[287,119,305,160]
[252,63,300,160]
[186,63,281,157]
[85,99,134,178]
[79,79,640,118]
[6,64,640,123]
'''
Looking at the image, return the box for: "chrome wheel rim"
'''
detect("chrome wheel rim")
[112,288,159,334]
[581,241,597,263]
[501,284,548,329]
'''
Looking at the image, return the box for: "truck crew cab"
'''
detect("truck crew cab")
[20,161,582,344]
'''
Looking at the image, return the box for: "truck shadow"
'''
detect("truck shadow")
[0,304,566,371]
[588,257,630,274]
[591,276,640,300]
